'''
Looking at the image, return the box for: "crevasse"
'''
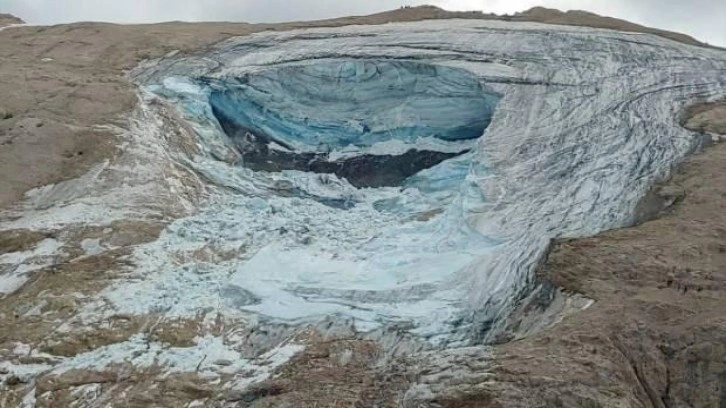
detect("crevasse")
[205,60,500,189]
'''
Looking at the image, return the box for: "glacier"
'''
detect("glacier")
[207,61,499,149]
[102,19,726,345]
[206,61,501,188]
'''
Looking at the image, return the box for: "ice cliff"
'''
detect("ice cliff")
[114,19,726,344]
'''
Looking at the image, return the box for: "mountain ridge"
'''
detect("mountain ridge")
[0,13,23,27]
[1,6,709,47]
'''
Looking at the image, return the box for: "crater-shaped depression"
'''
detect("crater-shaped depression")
[124,20,726,345]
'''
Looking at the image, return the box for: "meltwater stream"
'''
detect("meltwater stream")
[116,20,726,345]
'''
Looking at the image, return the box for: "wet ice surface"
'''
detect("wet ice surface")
[115,20,726,344]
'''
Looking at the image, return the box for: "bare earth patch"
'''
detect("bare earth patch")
[682,101,726,136]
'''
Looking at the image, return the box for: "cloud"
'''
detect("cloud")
[2,0,724,46]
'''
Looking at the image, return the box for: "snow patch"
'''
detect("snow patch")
[50,334,303,384]
[0,238,61,296]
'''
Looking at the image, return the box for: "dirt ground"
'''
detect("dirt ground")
[1,5,725,407]
[0,13,23,27]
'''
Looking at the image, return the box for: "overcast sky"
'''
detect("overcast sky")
[3,0,725,46]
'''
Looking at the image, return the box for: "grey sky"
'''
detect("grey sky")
[3,0,725,46]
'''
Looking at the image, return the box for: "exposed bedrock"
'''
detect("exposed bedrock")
[214,122,465,188]
[212,106,468,188]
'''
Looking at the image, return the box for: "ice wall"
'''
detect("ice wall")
[207,60,498,151]
[203,60,500,188]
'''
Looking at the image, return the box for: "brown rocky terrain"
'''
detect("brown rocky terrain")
[510,7,708,47]
[354,6,708,47]
[1,5,725,407]
[0,13,23,27]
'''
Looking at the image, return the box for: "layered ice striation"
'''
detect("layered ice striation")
[201,60,500,187]
[121,20,726,344]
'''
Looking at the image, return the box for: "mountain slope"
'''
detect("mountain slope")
[1,7,725,407]
[0,13,23,27]
[0,5,710,208]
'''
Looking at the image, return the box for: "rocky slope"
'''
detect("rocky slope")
[353,6,708,47]
[0,13,23,27]
[1,6,726,407]
[452,101,726,408]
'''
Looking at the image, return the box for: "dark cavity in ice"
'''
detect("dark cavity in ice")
[207,60,501,188]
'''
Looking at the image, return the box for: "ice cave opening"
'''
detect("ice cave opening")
[205,60,501,188]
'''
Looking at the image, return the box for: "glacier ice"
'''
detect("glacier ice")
[111,19,726,344]
[173,60,502,188]
[207,60,499,150]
